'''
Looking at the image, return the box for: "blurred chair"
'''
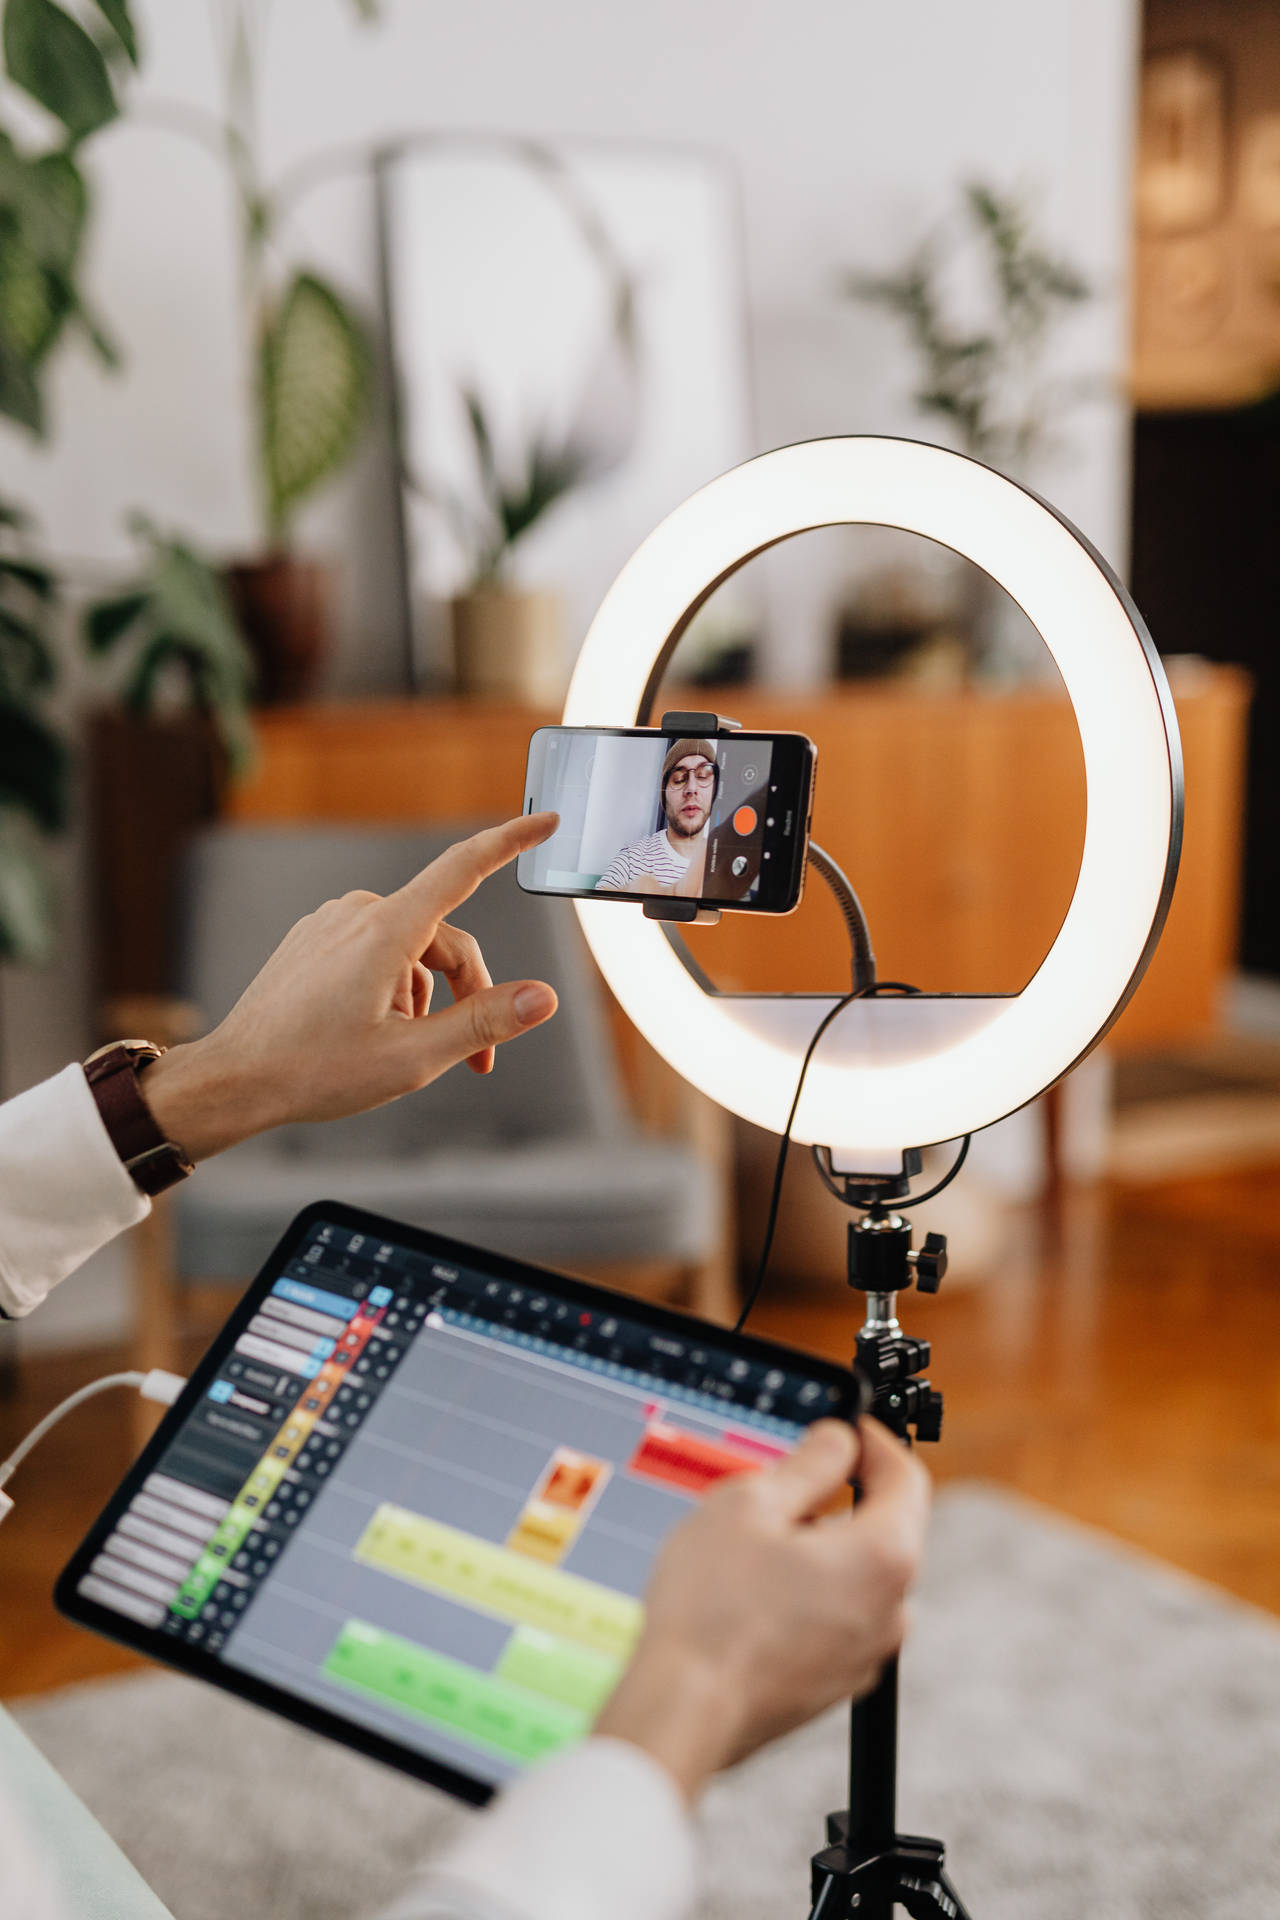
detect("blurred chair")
[131,823,734,1382]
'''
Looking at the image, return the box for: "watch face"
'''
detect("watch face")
[84,1039,163,1070]
[120,1039,165,1061]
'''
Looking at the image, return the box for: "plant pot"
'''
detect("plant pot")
[87,707,228,1002]
[450,588,564,706]
[225,553,334,706]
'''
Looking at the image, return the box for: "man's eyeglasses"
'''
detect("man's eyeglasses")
[667,763,715,789]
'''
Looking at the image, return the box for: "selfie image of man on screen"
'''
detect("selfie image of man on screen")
[596,738,720,897]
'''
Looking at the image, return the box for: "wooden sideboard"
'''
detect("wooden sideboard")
[228,669,1249,1051]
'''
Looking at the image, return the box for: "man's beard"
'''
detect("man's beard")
[666,805,709,840]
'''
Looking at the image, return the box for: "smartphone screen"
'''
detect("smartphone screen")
[517,727,815,914]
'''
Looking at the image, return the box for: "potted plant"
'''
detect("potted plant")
[838,182,1094,679]
[0,0,134,1000]
[85,514,255,776]
[82,516,254,1002]
[0,501,66,972]
[148,0,379,702]
[412,157,640,706]
[438,326,638,700]
[0,0,258,1011]
[436,388,596,707]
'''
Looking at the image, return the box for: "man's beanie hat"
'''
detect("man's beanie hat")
[661,738,718,785]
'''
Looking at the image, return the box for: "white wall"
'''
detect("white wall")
[5,0,1141,691]
[0,0,1141,1338]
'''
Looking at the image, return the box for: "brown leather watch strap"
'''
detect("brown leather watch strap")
[83,1041,194,1197]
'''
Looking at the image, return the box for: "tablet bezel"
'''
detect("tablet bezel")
[56,1197,861,1805]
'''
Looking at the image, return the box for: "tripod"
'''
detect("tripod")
[807,1155,973,1920]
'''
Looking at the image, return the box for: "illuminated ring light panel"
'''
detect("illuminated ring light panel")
[563,437,1182,1156]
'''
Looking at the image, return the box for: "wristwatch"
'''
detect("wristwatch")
[82,1040,194,1197]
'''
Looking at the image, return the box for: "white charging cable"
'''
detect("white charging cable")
[0,1368,187,1525]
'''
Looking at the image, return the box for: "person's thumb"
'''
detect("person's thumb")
[407,979,558,1082]
[756,1418,859,1521]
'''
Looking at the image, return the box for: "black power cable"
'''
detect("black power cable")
[734,978,971,1334]
[732,983,863,1335]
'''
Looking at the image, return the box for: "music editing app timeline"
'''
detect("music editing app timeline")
[78,1222,840,1783]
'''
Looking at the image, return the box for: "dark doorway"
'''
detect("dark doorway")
[1131,404,1280,976]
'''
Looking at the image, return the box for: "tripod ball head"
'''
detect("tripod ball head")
[847,1218,948,1298]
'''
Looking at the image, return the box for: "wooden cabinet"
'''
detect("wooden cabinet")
[228,668,1250,1052]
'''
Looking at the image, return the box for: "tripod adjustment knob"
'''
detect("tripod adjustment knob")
[857,1332,932,1383]
[909,1231,948,1294]
[916,1387,945,1443]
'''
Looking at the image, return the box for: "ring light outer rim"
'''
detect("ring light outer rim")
[564,435,1183,1148]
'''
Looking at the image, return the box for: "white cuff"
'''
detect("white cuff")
[382,1739,698,1920]
[0,1064,150,1318]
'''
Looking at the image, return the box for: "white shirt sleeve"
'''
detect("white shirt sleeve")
[0,1792,64,1920]
[378,1739,698,1920]
[0,1064,149,1319]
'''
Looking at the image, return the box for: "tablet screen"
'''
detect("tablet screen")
[59,1205,853,1800]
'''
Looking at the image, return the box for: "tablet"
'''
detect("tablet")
[57,1201,860,1805]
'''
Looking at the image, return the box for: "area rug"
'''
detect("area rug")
[13,1486,1280,1920]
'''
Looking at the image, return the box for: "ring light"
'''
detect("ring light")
[563,437,1183,1157]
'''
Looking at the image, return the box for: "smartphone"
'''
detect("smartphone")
[517,725,816,913]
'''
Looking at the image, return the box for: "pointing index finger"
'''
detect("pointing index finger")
[383,812,558,948]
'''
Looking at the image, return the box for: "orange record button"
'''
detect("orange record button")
[733,805,757,836]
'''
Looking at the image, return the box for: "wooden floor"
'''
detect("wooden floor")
[3,1164,1279,1702]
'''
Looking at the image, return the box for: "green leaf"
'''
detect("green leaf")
[0,810,54,963]
[260,271,371,539]
[3,0,120,143]
[87,0,138,64]
[461,386,500,512]
[25,151,88,266]
[0,556,55,600]
[146,538,253,687]
[349,0,381,18]
[0,500,30,530]
[0,230,57,359]
[0,336,44,434]
[499,436,588,548]
[0,148,89,417]
[188,649,255,775]
[0,604,56,693]
[0,140,89,268]
[0,698,69,830]
[70,291,119,367]
[212,699,255,779]
[83,588,147,652]
[90,520,255,774]
[120,630,182,713]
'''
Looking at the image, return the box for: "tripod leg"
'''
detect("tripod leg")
[931,1866,973,1920]
[894,1859,973,1920]
[812,1836,974,1920]
[847,1656,899,1854]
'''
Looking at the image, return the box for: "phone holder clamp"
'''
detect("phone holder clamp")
[642,899,722,926]
[657,709,742,735]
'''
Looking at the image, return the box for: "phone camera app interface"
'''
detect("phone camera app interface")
[529,735,776,904]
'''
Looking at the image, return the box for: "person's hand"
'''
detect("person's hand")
[141,812,560,1161]
[594,1417,930,1803]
